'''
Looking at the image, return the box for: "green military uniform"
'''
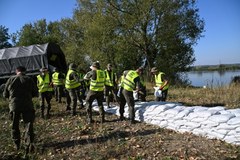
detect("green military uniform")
[151,67,169,101]
[37,68,53,118]
[118,69,142,123]
[104,63,118,108]
[52,69,65,103]
[65,63,83,116]
[3,66,38,154]
[84,62,105,124]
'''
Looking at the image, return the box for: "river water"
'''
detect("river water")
[186,70,240,87]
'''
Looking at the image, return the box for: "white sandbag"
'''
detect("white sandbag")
[189,110,213,118]
[174,110,191,120]
[153,87,162,97]
[224,135,240,145]
[158,120,168,128]
[133,91,138,100]
[208,114,235,123]
[236,127,240,132]
[227,117,240,125]
[192,128,207,136]
[192,106,208,112]
[211,128,230,135]
[201,120,219,127]
[183,121,201,129]
[174,119,188,127]
[216,123,239,130]
[206,131,226,139]
[166,123,180,130]
[164,107,183,115]
[227,108,240,116]
[208,106,225,112]
[190,117,208,123]
[219,110,231,115]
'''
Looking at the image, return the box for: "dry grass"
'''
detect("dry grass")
[167,84,240,109]
[145,83,240,109]
[0,84,240,159]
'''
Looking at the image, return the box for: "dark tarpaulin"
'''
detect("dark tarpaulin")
[0,43,67,79]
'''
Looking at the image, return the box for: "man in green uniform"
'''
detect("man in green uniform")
[104,63,118,108]
[37,67,53,118]
[151,67,169,101]
[52,68,65,103]
[84,61,106,124]
[65,63,84,116]
[118,67,143,123]
[3,66,38,155]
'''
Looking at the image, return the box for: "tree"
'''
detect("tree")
[74,0,204,80]
[0,25,12,49]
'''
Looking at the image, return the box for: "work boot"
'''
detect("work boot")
[79,103,84,109]
[66,106,71,111]
[14,139,20,150]
[46,109,50,119]
[119,115,125,121]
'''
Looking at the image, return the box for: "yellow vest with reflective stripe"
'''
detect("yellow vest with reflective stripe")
[105,70,115,87]
[123,70,139,91]
[155,72,169,90]
[90,70,105,91]
[37,74,53,93]
[65,69,81,89]
[52,72,64,85]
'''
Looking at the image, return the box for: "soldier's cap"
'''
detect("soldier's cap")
[91,61,100,69]
[40,67,48,72]
[151,67,158,73]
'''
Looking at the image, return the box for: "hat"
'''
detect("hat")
[40,67,48,72]
[91,61,100,69]
[151,67,158,73]
[69,63,77,69]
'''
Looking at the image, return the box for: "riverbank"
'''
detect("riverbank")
[191,63,240,71]
[146,84,240,109]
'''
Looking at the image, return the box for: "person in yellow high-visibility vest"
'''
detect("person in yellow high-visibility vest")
[118,67,143,124]
[151,67,169,101]
[65,63,84,116]
[37,67,53,118]
[84,61,106,124]
[104,63,118,108]
[52,68,65,103]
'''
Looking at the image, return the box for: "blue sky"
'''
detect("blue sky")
[0,0,239,66]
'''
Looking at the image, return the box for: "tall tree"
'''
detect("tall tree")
[0,25,12,49]
[74,0,204,78]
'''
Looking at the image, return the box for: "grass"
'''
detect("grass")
[0,84,240,159]
[166,83,240,109]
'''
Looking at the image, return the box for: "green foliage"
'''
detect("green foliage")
[13,0,204,81]
[0,25,12,49]
[73,0,204,77]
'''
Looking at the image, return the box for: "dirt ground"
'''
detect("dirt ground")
[0,102,240,160]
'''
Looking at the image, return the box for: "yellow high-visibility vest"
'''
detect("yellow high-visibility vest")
[155,72,169,90]
[90,70,105,91]
[65,69,81,89]
[122,70,139,91]
[37,74,53,93]
[52,72,64,85]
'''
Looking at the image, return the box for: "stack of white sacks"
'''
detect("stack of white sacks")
[92,101,240,145]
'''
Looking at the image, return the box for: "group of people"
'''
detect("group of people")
[2,62,169,156]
